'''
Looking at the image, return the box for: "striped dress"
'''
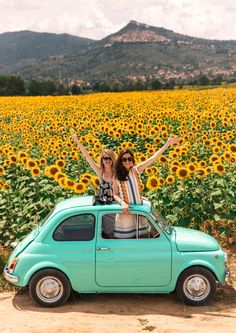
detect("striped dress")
[114,167,148,239]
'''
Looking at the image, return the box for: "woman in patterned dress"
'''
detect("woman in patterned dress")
[71,130,116,203]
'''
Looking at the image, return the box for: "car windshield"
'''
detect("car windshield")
[150,206,173,235]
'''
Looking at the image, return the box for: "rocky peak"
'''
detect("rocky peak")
[104,20,170,46]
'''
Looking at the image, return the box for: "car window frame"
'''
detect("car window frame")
[99,210,161,240]
[53,212,96,242]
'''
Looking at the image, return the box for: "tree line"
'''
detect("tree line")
[0,73,234,96]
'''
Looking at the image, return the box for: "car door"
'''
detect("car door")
[95,211,172,287]
[47,211,97,291]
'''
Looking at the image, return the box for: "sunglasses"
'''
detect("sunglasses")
[103,156,112,161]
[121,157,134,163]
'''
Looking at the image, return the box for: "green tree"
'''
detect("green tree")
[40,80,57,95]
[28,79,41,96]
[6,75,25,96]
[0,75,7,95]
[198,75,210,86]
[151,79,162,90]
[71,84,82,95]
[57,84,70,96]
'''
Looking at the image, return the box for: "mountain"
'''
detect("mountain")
[0,30,94,72]
[1,21,236,83]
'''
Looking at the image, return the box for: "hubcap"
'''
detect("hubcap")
[36,276,63,303]
[183,274,210,301]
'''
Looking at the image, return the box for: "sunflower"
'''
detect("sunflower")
[154,137,161,144]
[213,163,225,175]
[30,167,41,177]
[190,156,197,163]
[198,160,207,168]
[146,176,160,191]
[74,182,86,194]
[187,163,196,174]
[209,154,220,164]
[65,179,76,190]
[81,173,93,180]
[170,164,178,174]
[145,167,153,176]
[58,177,67,188]
[159,177,165,185]
[40,158,47,165]
[4,160,10,167]
[222,152,230,161]
[210,121,216,129]
[213,147,220,154]
[229,144,236,153]
[166,175,175,184]
[56,159,65,168]
[91,176,100,188]
[176,167,190,180]
[9,155,17,164]
[17,151,28,159]
[27,159,36,168]
[45,165,60,178]
[206,166,212,175]
[0,166,5,175]
[61,150,68,157]
[196,168,207,179]
[54,172,66,181]
[159,155,169,164]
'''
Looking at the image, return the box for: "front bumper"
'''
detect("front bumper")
[3,267,19,283]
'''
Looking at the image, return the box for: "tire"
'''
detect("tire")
[176,267,216,306]
[29,269,71,307]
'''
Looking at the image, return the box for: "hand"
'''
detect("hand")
[121,201,130,214]
[167,134,180,146]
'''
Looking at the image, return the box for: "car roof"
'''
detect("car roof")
[53,195,152,214]
[54,195,95,212]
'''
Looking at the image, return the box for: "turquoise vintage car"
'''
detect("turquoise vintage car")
[4,196,229,307]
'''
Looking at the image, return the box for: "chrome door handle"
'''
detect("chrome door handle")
[96,247,110,251]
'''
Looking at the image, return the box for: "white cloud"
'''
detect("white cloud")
[0,0,235,40]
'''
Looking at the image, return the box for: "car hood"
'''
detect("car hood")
[174,227,220,252]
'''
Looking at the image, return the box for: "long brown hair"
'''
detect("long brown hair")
[115,149,135,181]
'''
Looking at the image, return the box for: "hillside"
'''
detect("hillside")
[1,21,236,82]
[0,30,94,72]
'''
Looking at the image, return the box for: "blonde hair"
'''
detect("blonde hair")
[99,149,116,174]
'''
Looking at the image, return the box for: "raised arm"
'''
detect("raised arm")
[71,130,101,177]
[136,135,180,173]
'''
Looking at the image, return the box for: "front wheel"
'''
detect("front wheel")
[29,269,71,307]
[176,267,216,306]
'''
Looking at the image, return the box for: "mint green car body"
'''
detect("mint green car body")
[4,196,228,307]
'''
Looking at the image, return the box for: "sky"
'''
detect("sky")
[1,0,236,41]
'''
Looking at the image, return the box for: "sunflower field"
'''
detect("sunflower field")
[0,88,236,246]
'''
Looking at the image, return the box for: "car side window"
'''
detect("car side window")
[53,214,95,241]
[102,213,159,239]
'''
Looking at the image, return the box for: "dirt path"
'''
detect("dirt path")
[0,289,236,333]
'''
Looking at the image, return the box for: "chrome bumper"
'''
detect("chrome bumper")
[225,265,230,279]
[3,267,19,283]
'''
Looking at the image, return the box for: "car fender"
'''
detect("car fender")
[22,261,71,286]
[173,259,219,285]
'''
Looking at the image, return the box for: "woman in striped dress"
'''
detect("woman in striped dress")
[113,135,179,239]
